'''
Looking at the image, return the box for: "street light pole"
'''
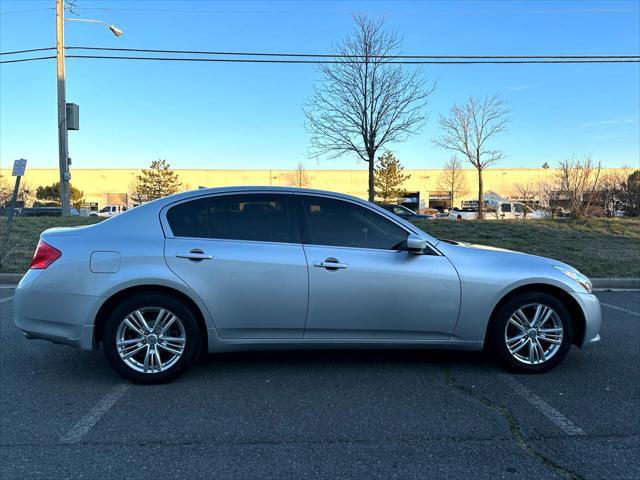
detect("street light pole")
[56,0,71,216]
[55,0,123,216]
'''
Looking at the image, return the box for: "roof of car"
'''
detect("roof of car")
[152,185,368,207]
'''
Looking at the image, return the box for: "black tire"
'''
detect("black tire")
[489,292,573,373]
[103,292,202,384]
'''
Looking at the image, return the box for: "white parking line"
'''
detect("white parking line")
[0,295,14,304]
[601,302,639,317]
[60,384,130,444]
[497,373,586,436]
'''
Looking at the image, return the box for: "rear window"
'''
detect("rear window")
[166,194,298,243]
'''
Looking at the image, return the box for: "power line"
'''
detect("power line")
[0,7,53,15]
[1,47,638,65]
[0,56,56,64]
[3,46,638,61]
[61,6,355,16]
[65,46,640,60]
[2,55,638,65]
[0,47,55,56]
[63,55,640,64]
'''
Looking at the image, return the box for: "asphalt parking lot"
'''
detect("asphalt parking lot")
[1,289,638,479]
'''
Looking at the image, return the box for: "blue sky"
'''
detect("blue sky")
[1,0,639,170]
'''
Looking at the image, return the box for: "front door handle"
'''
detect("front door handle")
[313,259,348,270]
[176,249,213,261]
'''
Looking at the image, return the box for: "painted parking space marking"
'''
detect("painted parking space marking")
[600,302,639,317]
[60,384,130,445]
[497,373,586,436]
[0,295,14,304]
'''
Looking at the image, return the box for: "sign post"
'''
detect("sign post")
[1,159,27,265]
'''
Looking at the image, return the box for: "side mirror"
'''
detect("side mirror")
[406,233,428,254]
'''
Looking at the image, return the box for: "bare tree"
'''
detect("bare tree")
[619,169,640,216]
[434,95,509,218]
[598,168,640,216]
[0,175,11,205]
[556,155,602,218]
[538,180,560,218]
[599,170,625,215]
[305,14,434,202]
[437,156,468,207]
[514,180,539,217]
[286,162,311,188]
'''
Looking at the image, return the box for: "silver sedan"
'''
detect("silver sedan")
[15,187,601,383]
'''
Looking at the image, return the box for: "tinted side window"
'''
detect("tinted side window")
[167,194,297,243]
[210,194,296,243]
[167,197,210,238]
[501,203,512,213]
[300,196,408,250]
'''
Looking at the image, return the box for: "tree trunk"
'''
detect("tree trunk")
[477,168,484,220]
[368,154,375,202]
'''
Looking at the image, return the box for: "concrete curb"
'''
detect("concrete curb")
[0,273,638,289]
[591,278,640,289]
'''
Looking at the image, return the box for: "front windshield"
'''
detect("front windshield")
[395,205,415,215]
[99,206,111,213]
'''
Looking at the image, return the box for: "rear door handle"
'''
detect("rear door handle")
[176,250,213,261]
[313,260,348,270]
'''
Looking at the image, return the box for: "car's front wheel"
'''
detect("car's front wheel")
[103,292,201,384]
[490,292,573,373]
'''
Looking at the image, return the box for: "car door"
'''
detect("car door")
[163,192,308,339]
[295,194,461,340]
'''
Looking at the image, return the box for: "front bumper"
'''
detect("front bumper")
[13,272,99,351]
[569,292,601,348]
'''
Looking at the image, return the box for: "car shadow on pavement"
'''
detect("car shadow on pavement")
[193,347,494,377]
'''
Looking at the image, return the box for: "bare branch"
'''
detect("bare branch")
[555,155,602,218]
[437,156,469,206]
[305,14,435,201]
[434,95,509,218]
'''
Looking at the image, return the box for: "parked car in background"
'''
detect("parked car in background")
[417,207,440,216]
[380,203,434,220]
[450,202,544,220]
[15,186,600,384]
[449,207,479,220]
[91,205,127,218]
[21,207,79,217]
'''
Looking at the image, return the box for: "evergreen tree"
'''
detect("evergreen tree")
[374,152,410,203]
[132,159,181,203]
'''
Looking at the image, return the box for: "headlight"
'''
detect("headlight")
[554,265,592,293]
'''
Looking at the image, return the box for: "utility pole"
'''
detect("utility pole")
[56,0,71,216]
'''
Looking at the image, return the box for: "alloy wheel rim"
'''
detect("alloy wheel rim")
[504,303,563,365]
[116,307,186,373]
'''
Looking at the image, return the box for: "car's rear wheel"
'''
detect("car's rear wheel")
[490,292,573,373]
[103,292,201,384]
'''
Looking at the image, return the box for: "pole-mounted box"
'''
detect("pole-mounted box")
[66,103,79,130]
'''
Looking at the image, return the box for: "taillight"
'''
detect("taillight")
[29,240,62,269]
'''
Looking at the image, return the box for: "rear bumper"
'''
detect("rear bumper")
[569,292,601,348]
[13,271,99,351]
